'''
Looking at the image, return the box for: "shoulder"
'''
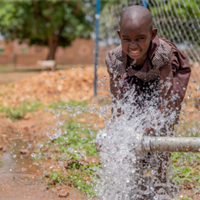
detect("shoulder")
[105,45,123,63]
[105,45,125,75]
[151,38,173,70]
[159,38,190,72]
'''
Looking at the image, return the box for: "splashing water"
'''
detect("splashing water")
[94,87,177,200]
[40,75,182,199]
[4,67,199,199]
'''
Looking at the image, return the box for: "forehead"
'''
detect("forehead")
[121,19,150,36]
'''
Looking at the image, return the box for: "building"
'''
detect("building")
[0,38,114,67]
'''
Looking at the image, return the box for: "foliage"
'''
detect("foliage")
[99,0,128,44]
[49,99,88,110]
[53,118,97,160]
[0,101,44,121]
[149,0,200,45]
[171,152,200,187]
[42,115,100,196]
[0,0,94,59]
[49,169,63,184]
[66,163,100,196]
[100,0,200,47]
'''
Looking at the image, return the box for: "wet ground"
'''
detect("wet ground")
[0,111,92,200]
[0,139,90,199]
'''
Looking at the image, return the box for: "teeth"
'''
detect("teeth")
[131,51,139,54]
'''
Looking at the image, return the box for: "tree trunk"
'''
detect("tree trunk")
[46,36,59,60]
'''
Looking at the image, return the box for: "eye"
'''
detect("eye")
[123,38,130,41]
[139,37,145,40]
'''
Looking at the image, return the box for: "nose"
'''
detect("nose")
[129,40,138,48]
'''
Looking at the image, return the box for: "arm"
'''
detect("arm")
[158,63,173,112]
[145,64,173,135]
[105,48,125,119]
[109,73,123,119]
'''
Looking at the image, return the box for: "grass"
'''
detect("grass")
[66,163,100,196]
[0,101,44,121]
[54,118,97,160]
[40,116,100,196]
[49,99,88,110]
[2,96,199,197]
[171,152,200,189]
[45,163,100,196]
[0,99,88,121]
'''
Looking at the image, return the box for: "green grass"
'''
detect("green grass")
[0,99,88,121]
[45,163,100,196]
[40,116,100,196]
[48,169,63,184]
[53,118,97,160]
[0,101,44,121]
[66,163,100,196]
[0,65,42,73]
[171,152,200,188]
[49,99,88,110]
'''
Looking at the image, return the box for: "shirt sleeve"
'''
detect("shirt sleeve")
[166,40,191,111]
[105,50,123,101]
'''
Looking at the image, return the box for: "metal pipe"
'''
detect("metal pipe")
[142,136,200,153]
[94,0,101,97]
[142,0,148,8]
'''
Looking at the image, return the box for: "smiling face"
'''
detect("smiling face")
[117,6,157,66]
[118,20,157,65]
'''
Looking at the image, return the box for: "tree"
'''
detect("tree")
[99,0,144,45]
[100,0,200,46]
[148,0,200,45]
[0,0,94,60]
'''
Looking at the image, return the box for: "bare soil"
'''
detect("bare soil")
[0,66,200,199]
[0,71,40,85]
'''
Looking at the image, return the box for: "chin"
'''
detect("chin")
[129,54,141,60]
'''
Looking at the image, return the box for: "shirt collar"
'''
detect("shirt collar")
[149,35,160,59]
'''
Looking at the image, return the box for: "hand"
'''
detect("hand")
[145,127,154,135]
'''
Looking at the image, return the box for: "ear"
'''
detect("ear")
[151,28,157,40]
[117,30,121,38]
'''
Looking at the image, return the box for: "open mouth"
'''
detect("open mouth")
[129,50,140,56]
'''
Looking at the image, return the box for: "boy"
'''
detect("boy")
[105,5,191,200]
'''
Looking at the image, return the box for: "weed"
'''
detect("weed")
[42,117,100,196]
[0,101,44,121]
[53,118,97,160]
[68,161,81,169]
[49,99,88,110]
[66,163,101,196]
[171,152,200,188]
[49,169,63,184]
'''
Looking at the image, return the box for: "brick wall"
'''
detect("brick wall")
[0,38,116,67]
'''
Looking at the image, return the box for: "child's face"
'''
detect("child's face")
[117,20,157,62]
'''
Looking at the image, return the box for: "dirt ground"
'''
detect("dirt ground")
[0,66,110,199]
[0,71,40,85]
[1,66,200,199]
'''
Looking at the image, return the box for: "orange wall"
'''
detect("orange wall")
[0,38,115,66]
